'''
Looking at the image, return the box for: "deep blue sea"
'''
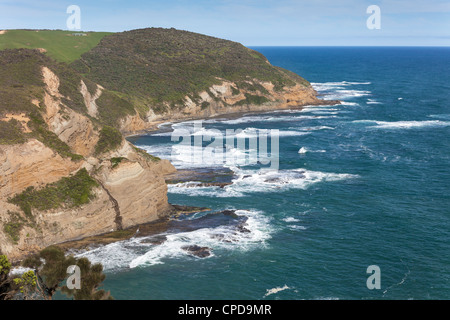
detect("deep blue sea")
[82,47,450,299]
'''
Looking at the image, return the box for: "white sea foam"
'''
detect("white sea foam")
[311,81,371,90]
[157,121,173,128]
[300,106,339,113]
[367,99,382,105]
[264,284,291,297]
[233,127,310,138]
[429,114,450,120]
[339,101,360,106]
[129,210,272,268]
[230,168,358,194]
[168,167,358,197]
[311,81,372,100]
[298,147,326,154]
[76,210,273,271]
[288,225,307,231]
[291,125,334,131]
[150,131,173,136]
[353,119,450,129]
[324,89,371,100]
[201,114,336,125]
[9,266,34,275]
[282,217,300,223]
[139,125,308,169]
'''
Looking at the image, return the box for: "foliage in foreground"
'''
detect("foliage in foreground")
[0,247,112,300]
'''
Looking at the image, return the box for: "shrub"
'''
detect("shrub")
[0,119,27,145]
[8,168,99,214]
[110,157,126,168]
[94,126,123,155]
[3,222,23,244]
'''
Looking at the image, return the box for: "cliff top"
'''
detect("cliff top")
[70,28,311,108]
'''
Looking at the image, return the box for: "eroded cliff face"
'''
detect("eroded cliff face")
[118,77,328,134]
[0,66,176,261]
[0,56,326,262]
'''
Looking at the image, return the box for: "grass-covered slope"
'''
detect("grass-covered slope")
[0,48,135,151]
[0,30,112,63]
[72,28,311,109]
[0,48,83,157]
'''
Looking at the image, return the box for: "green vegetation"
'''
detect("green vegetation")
[0,30,112,63]
[94,126,123,155]
[0,119,27,145]
[0,48,133,161]
[0,49,47,117]
[95,90,136,127]
[71,28,309,112]
[3,222,23,244]
[27,111,84,161]
[200,101,210,110]
[132,145,161,162]
[235,93,270,106]
[110,157,126,168]
[2,210,39,244]
[12,270,37,297]
[0,49,85,159]
[230,86,240,96]
[0,254,12,276]
[0,247,112,300]
[8,168,99,215]
[236,81,269,95]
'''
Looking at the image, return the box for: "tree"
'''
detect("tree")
[0,246,112,300]
[0,252,13,300]
[61,257,112,300]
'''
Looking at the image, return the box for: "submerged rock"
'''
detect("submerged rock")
[182,245,212,258]
[141,234,167,245]
[236,223,251,233]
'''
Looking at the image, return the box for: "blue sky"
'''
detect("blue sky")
[1,0,449,46]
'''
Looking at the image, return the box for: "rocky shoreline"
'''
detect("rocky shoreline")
[53,206,252,262]
[123,98,341,137]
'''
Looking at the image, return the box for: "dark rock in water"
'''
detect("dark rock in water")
[210,233,233,243]
[166,168,235,187]
[141,234,167,245]
[221,209,238,217]
[170,204,211,219]
[182,245,212,258]
[263,178,282,183]
[236,223,251,233]
[196,182,231,188]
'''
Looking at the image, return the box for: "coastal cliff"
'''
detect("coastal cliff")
[0,50,175,261]
[72,28,335,134]
[0,28,331,261]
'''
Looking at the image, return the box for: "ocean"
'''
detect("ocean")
[78,47,450,300]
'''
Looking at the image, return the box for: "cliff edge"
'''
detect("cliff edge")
[0,49,175,261]
[0,29,332,261]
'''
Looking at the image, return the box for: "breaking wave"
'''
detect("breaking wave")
[168,167,358,197]
[353,119,450,129]
[76,210,273,271]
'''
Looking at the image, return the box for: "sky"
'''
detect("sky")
[0,0,449,46]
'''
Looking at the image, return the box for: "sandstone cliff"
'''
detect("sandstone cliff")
[0,30,333,261]
[118,78,328,134]
[0,61,175,261]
